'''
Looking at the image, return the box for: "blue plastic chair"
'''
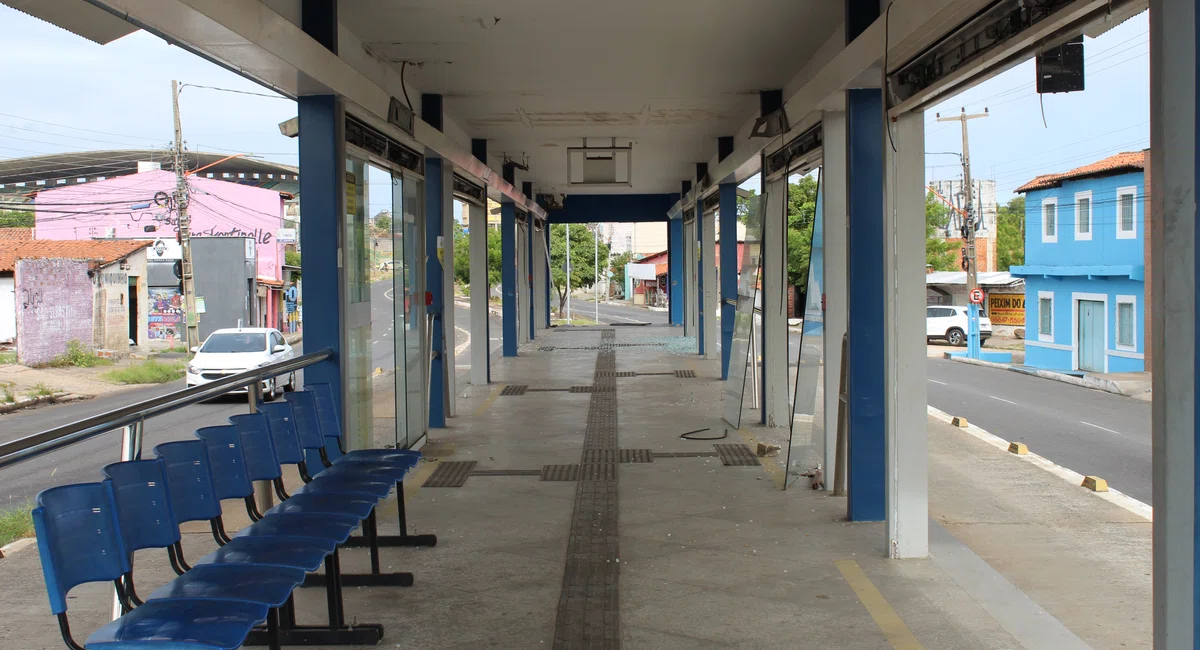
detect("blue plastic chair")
[281,393,411,493]
[308,383,420,466]
[32,482,268,650]
[102,458,306,612]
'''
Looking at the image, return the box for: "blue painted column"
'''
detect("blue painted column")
[719,183,738,379]
[501,202,518,357]
[524,182,536,341]
[846,87,886,522]
[696,166,707,356]
[297,94,342,411]
[424,157,447,428]
[668,218,684,325]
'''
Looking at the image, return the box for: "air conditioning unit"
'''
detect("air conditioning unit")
[567,139,632,187]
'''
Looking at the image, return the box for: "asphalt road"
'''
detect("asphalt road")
[926,357,1151,504]
[0,279,491,504]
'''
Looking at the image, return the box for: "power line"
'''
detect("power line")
[0,111,166,143]
[179,84,290,100]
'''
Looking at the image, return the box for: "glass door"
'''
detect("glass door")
[343,153,373,452]
[396,172,426,448]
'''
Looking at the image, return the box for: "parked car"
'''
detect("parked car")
[186,327,296,400]
[926,305,992,346]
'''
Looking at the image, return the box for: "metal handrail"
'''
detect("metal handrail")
[0,348,334,470]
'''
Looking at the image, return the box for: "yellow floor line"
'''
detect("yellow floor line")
[471,384,503,417]
[835,560,926,650]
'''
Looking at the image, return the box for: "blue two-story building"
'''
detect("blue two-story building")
[1010,151,1146,373]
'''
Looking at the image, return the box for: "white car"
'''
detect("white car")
[186,327,296,400]
[926,305,992,346]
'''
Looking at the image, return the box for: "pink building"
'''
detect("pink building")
[32,169,288,333]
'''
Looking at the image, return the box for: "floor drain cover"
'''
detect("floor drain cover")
[618,449,654,463]
[500,385,528,396]
[675,369,697,378]
[424,461,478,487]
[541,464,580,481]
[714,444,762,466]
[654,451,721,458]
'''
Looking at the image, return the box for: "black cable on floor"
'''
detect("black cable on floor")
[680,427,728,441]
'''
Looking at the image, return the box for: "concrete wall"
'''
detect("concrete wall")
[191,237,255,340]
[93,265,130,352]
[14,259,93,366]
[0,276,14,343]
[1024,275,1145,372]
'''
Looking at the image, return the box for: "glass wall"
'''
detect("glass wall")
[344,154,373,452]
[396,171,426,448]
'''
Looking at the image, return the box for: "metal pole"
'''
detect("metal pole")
[111,418,144,620]
[936,108,988,359]
[594,225,599,323]
[173,81,200,351]
[565,224,571,325]
[247,380,274,515]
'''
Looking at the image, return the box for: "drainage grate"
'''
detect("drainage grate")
[618,449,654,463]
[423,461,479,487]
[653,451,721,459]
[500,385,528,396]
[541,464,580,481]
[675,369,697,378]
[527,388,570,393]
[713,444,762,467]
[470,469,543,477]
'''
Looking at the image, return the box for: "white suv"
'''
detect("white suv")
[926,305,992,346]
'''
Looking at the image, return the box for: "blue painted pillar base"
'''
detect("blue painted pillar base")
[297,94,343,415]
[668,218,684,325]
[846,88,886,522]
[967,304,981,359]
[425,157,447,428]
[501,203,518,357]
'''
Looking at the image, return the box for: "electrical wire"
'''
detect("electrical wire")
[178,83,289,100]
[883,1,897,153]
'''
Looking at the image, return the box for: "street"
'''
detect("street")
[926,356,1151,504]
[0,280,493,504]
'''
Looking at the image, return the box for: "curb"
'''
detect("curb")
[0,392,86,415]
[928,405,1152,522]
[946,354,1143,398]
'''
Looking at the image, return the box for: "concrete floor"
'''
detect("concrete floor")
[0,325,1149,648]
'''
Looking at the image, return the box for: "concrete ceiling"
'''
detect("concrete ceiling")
[337,0,843,194]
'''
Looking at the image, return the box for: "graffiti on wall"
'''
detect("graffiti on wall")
[148,287,185,341]
[15,259,94,365]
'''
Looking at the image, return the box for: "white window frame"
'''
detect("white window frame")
[1041,197,1058,243]
[1071,292,1109,373]
[1037,291,1055,342]
[1073,190,1092,241]
[1116,186,1137,240]
[1115,294,1137,352]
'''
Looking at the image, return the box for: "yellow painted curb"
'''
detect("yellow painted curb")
[951,416,969,428]
[1082,475,1109,492]
[1008,442,1029,455]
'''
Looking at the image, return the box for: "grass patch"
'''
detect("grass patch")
[552,316,601,327]
[101,360,186,385]
[1,383,14,404]
[163,344,189,354]
[48,340,111,368]
[26,383,57,398]
[0,351,15,365]
[0,501,34,547]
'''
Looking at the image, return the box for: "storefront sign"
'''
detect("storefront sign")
[147,287,184,341]
[987,293,1025,326]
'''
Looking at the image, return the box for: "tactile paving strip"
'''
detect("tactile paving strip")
[538,346,556,352]
[568,385,593,393]
[675,369,697,378]
[653,451,721,459]
[423,461,478,487]
[541,464,580,481]
[500,385,528,396]
[594,371,636,379]
[470,469,543,477]
[618,449,654,463]
[713,444,762,467]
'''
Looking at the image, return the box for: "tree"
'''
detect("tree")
[452,221,470,290]
[373,210,392,233]
[926,191,958,271]
[996,195,1026,271]
[0,209,33,228]
[284,250,301,278]
[549,224,610,317]
[786,176,819,288]
[608,251,632,298]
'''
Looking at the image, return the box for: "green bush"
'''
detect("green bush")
[0,501,34,546]
[0,351,15,365]
[101,360,186,385]
[26,383,56,398]
[1,383,14,404]
[49,340,111,368]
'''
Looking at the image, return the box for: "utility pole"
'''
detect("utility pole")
[565,224,571,325]
[594,224,599,323]
[172,80,200,351]
[937,108,988,358]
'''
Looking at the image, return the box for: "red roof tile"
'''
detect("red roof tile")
[1015,151,1146,193]
[0,228,33,241]
[0,239,151,273]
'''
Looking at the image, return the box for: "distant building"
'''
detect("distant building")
[929,178,999,273]
[1010,151,1148,373]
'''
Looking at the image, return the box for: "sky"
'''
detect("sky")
[0,4,1148,208]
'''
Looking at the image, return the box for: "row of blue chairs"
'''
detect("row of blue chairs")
[33,384,436,649]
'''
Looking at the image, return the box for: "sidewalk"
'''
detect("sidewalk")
[0,326,1150,648]
[941,346,1152,400]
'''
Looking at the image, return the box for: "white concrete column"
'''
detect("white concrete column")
[534,222,548,333]
[822,111,848,488]
[884,111,928,558]
[702,205,718,360]
[684,215,697,336]
[440,164,457,416]
[517,221,530,344]
[762,175,790,427]
[469,202,489,386]
[1150,0,1196,645]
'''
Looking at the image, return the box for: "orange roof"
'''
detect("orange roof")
[0,239,151,273]
[654,263,668,276]
[1015,151,1146,193]
[0,228,32,241]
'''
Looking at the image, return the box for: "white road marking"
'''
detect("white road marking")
[928,379,948,386]
[988,395,1017,405]
[384,288,394,301]
[1080,421,1122,436]
[453,325,471,356]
